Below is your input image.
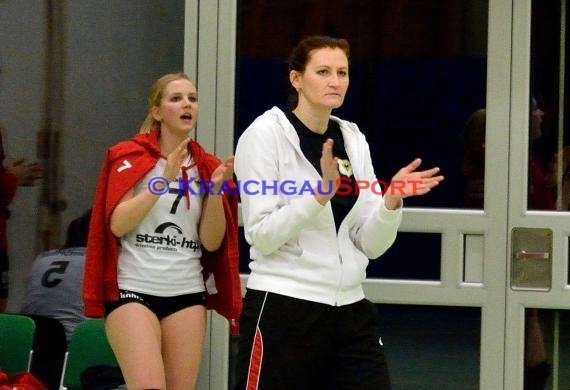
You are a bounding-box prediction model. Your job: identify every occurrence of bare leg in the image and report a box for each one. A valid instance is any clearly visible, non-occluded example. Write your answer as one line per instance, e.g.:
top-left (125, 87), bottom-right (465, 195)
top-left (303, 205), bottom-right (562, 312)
top-left (105, 303), bottom-right (166, 389)
top-left (161, 305), bottom-right (207, 390)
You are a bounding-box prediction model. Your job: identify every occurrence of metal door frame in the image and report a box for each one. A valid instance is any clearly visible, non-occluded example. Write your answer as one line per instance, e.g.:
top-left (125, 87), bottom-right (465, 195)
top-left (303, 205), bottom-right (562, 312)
top-left (184, 1), bottom-right (238, 389)
top-left (505, 0), bottom-right (570, 388)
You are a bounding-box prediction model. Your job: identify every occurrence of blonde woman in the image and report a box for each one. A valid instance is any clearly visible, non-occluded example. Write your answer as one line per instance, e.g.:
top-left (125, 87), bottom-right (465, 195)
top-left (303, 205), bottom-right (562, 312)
top-left (84, 73), bottom-right (241, 389)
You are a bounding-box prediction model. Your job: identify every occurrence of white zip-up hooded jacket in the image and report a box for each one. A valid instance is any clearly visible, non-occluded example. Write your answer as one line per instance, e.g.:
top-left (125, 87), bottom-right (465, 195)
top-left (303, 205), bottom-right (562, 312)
top-left (235, 107), bottom-right (402, 306)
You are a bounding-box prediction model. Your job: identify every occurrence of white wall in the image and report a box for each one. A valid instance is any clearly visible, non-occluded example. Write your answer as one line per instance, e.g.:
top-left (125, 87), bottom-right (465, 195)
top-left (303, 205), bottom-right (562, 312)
top-left (0, 0), bottom-right (184, 312)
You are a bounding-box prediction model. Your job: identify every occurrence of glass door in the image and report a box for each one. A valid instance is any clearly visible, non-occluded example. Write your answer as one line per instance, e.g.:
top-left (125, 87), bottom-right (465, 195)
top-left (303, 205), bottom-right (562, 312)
top-left (356, 1), bottom-right (510, 386)
top-left (505, 0), bottom-right (569, 389)
top-left (185, 0), bottom-right (569, 388)
top-left (228, 1), bottom-right (506, 388)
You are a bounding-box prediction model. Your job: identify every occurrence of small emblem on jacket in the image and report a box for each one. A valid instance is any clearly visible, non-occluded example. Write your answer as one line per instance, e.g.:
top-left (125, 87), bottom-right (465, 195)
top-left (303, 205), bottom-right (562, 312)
top-left (117, 160), bottom-right (132, 172)
top-left (337, 158), bottom-right (353, 177)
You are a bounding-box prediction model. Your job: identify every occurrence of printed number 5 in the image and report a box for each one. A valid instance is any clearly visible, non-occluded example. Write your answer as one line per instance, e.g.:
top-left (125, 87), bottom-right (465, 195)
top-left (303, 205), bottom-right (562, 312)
top-left (41, 260), bottom-right (70, 287)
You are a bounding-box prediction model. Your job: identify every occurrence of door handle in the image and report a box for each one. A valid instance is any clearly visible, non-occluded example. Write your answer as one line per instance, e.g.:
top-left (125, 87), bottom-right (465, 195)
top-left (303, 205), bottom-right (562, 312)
top-left (511, 228), bottom-right (552, 291)
top-left (514, 250), bottom-right (550, 260)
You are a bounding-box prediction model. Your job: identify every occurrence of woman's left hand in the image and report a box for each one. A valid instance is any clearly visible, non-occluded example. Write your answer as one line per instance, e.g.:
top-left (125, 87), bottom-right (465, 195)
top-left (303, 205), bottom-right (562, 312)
top-left (384, 158), bottom-right (444, 209)
top-left (211, 155), bottom-right (235, 191)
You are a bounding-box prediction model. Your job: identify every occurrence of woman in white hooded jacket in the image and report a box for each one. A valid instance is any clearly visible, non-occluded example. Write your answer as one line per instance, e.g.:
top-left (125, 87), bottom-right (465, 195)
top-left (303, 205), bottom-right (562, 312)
top-left (234, 35), bottom-right (443, 390)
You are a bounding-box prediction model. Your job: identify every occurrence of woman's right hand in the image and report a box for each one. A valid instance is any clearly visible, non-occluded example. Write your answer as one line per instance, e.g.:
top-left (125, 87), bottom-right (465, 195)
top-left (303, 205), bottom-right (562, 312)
top-left (315, 139), bottom-right (339, 205)
top-left (7, 158), bottom-right (43, 186)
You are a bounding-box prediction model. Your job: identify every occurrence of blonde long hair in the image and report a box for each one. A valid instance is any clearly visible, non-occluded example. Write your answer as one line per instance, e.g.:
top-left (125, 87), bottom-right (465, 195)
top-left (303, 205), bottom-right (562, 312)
top-left (139, 72), bottom-right (193, 134)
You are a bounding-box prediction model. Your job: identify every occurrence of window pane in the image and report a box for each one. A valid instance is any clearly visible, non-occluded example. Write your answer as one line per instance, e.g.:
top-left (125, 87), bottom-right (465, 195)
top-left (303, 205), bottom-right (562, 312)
top-left (528, 0), bottom-right (566, 211)
top-left (367, 232), bottom-right (441, 280)
top-left (523, 309), bottom-right (570, 388)
top-left (376, 304), bottom-right (480, 388)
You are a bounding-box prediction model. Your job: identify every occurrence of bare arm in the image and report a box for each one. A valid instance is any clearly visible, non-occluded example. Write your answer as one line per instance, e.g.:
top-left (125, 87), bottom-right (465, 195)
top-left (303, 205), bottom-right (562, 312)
top-left (199, 155), bottom-right (234, 251)
top-left (110, 138), bottom-right (190, 237)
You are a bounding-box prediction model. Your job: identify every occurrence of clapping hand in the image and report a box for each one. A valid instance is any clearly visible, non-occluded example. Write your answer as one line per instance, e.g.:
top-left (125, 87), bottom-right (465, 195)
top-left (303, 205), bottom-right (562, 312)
top-left (7, 158), bottom-right (43, 187)
top-left (384, 158), bottom-right (444, 210)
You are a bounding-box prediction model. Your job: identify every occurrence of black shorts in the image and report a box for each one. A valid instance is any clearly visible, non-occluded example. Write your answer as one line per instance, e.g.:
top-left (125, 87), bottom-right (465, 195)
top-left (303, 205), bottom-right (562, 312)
top-left (233, 289), bottom-right (391, 390)
top-left (0, 250), bottom-right (8, 298)
top-left (104, 289), bottom-right (206, 320)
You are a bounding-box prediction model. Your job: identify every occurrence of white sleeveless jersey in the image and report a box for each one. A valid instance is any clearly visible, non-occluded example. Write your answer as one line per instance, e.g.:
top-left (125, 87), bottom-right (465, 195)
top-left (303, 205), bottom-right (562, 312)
top-left (118, 156), bottom-right (205, 296)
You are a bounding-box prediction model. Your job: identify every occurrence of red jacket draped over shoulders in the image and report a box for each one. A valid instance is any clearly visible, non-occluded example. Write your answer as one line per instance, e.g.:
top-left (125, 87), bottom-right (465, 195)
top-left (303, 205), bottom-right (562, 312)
top-left (83, 129), bottom-right (242, 334)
